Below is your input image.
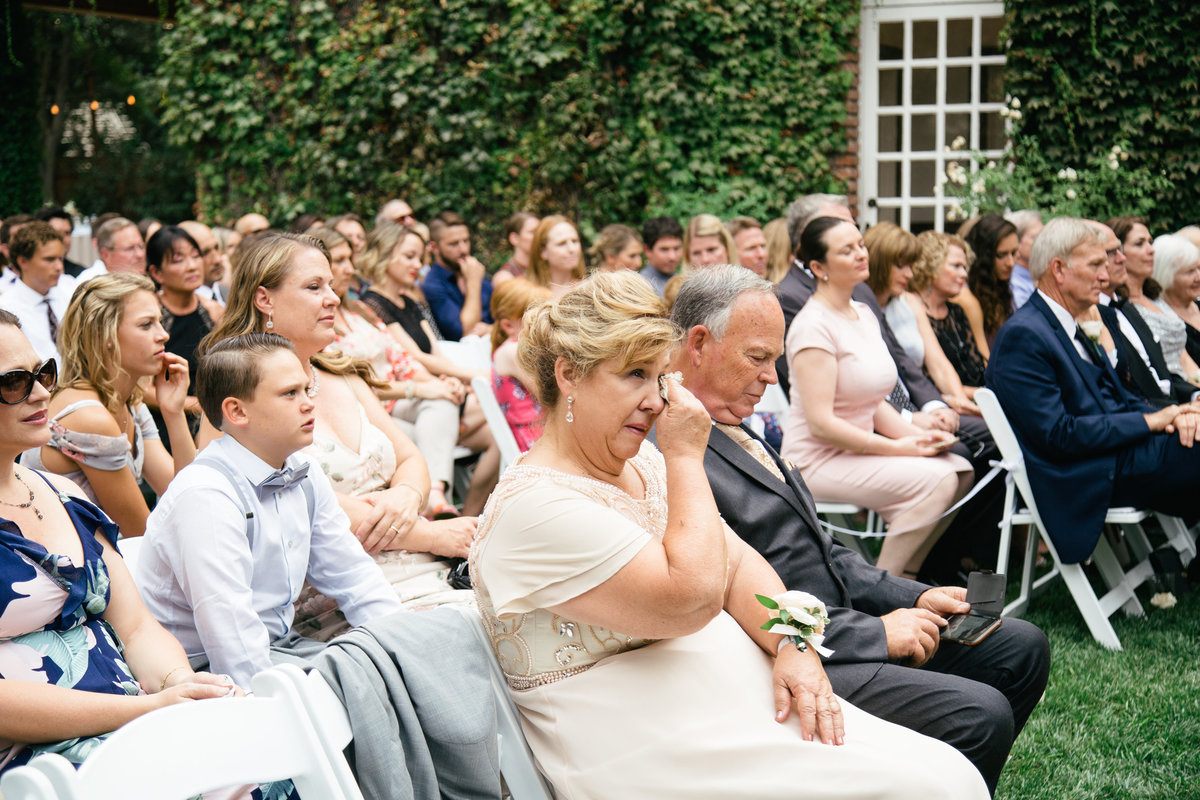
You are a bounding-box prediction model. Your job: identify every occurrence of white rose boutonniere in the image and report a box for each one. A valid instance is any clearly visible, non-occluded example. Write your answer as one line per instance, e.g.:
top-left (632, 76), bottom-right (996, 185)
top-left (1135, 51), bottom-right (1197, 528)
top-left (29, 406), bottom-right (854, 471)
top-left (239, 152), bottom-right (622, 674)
top-left (757, 590), bottom-right (834, 657)
top-left (1079, 319), bottom-right (1103, 343)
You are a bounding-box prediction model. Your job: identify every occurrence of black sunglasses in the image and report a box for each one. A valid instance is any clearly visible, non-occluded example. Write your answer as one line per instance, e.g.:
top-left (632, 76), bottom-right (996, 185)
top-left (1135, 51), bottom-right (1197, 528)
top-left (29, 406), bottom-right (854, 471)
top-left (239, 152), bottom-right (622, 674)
top-left (0, 359), bottom-right (57, 405)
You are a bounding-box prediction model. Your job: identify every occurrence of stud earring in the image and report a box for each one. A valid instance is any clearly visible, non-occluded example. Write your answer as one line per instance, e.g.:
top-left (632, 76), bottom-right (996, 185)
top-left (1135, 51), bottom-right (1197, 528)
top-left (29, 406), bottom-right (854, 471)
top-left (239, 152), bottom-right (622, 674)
top-left (266, 311), bottom-right (274, 330)
top-left (821, 274), bottom-right (829, 282)
top-left (565, 395), bottom-right (575, 423)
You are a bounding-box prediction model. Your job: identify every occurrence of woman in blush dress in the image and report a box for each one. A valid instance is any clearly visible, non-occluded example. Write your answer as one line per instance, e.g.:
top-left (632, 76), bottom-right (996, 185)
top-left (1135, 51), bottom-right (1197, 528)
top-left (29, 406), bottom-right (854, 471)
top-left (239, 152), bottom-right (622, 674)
top-left (469, 271), bottom-right (987, 800)
top-left (782, 218), bottom-right (973, 578)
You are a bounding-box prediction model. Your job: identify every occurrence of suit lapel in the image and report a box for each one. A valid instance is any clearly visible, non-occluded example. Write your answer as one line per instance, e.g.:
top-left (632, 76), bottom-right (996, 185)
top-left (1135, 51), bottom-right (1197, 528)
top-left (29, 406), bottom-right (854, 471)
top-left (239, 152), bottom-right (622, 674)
top-left (1116, 300), bottom-right (1174, 379)
top-left (1029, 293), bottom-right (1113, 409)
top-left (708, 425), bottom-right (810, 518)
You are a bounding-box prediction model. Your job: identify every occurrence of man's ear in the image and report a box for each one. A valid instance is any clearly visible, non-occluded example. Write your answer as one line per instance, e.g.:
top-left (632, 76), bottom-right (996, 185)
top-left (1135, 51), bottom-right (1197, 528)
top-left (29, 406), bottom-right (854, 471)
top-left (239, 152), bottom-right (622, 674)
top-left (1047, 256), bottom-right (1067, 285)
top-left (221, 396), bottom-right (250, 429)
top-left (686, 324), bottom-right (712, 366)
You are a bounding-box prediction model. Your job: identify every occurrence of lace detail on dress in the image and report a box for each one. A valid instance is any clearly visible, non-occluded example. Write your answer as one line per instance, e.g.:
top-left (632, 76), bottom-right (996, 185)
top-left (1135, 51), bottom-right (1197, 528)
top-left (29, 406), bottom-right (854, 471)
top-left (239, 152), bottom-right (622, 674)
top-left (471, 442), bottom-right (667, 690)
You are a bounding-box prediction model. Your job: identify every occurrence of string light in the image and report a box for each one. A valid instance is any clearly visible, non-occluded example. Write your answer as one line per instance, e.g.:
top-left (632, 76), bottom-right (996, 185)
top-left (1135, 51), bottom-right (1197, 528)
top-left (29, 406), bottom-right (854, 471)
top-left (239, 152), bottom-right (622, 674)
top-left (50, 104), bottom-right (59, 115)
top-left (127, 95), bottom-right (136, 106)
top-left (89, 100), bottom-right (99, 111)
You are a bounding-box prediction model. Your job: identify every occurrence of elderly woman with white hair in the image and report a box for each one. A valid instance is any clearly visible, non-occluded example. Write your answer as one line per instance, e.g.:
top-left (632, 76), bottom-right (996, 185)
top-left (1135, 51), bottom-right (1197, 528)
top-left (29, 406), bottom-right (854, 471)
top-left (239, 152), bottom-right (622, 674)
top-left (1154, 233), bottom-right (1200, 373)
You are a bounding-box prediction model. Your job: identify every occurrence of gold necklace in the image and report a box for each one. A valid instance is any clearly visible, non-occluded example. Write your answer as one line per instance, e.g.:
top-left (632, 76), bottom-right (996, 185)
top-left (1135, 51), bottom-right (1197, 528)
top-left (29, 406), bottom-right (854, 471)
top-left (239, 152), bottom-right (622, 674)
top-left (0, 471), bottom-right (44, 520)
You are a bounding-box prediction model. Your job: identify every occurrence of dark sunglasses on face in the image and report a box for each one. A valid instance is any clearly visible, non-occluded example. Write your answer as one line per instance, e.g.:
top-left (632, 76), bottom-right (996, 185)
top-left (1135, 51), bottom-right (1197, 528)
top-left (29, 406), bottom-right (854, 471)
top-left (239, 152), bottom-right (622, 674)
top-left (0, 359), bottom-right (58, 405)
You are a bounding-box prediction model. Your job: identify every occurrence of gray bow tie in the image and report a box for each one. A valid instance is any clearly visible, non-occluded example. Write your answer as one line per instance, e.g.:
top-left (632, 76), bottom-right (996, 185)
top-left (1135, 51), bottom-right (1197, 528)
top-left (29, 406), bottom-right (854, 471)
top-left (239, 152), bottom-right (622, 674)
top-left (256, 462), bottom-right (310, 494)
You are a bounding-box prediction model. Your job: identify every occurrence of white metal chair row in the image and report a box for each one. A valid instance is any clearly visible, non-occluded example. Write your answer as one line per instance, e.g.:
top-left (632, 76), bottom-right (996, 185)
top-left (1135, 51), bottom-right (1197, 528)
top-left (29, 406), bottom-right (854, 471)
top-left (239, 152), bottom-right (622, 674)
top-left (976, 388), bottom-right (1196, 650)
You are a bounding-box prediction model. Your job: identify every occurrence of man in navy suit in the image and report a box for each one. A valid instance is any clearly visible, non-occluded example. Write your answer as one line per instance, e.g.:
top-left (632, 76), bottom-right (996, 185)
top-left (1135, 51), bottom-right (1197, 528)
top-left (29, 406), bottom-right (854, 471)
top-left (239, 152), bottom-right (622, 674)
top-left (671, 265), bottom-right (1049, 796)
top-left (987, 217), bottom-right (1200, 564)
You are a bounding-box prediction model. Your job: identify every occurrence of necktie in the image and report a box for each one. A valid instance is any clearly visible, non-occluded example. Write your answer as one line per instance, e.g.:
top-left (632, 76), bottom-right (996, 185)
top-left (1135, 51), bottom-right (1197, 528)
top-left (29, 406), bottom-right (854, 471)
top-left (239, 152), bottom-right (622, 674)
top-left (1074, 325), bottom-right (1104, 365)
top-left (45, 299), bottom-right (58, 343)
top-left (255, 462), bottom-right (310, 495)
top-left (715, 423), bottom-right (787, 483)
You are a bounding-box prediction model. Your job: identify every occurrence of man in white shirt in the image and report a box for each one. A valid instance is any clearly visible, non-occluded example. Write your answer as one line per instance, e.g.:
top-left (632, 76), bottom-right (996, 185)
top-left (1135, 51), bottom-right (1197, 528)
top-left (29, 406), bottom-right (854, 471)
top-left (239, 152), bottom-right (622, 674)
top-left (74, 217), bottom-right (146, 287)
top-left (0, 221), bottom-right (74, 362)
top-left (137, 334), bottom-right (403, 686)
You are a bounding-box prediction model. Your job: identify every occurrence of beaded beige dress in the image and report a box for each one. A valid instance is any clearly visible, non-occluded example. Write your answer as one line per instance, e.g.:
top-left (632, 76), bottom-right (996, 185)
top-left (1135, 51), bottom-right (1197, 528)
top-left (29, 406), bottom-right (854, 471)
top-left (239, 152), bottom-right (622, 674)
top-left (470, 442), bottom-right (988, 800)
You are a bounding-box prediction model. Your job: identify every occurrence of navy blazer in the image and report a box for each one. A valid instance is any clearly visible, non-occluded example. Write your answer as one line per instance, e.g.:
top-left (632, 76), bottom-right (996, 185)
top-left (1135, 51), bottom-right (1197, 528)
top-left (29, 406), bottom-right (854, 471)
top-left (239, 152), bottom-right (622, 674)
top-left (703, 424), bottom-right (926, 691)
top-left (986, 293), bottom-right (1156, 562)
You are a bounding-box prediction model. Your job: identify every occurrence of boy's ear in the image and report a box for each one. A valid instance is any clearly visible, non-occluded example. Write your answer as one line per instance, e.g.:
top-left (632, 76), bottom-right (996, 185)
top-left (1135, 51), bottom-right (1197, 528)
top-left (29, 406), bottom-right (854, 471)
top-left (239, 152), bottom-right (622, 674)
top-left (221, 396), bottom-right (250, 429)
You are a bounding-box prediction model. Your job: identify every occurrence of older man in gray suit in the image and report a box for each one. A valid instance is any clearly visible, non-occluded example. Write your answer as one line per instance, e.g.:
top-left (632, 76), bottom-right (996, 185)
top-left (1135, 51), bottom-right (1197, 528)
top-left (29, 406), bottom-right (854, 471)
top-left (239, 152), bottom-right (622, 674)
top-left (669, 265), bottom-right (1050, 796)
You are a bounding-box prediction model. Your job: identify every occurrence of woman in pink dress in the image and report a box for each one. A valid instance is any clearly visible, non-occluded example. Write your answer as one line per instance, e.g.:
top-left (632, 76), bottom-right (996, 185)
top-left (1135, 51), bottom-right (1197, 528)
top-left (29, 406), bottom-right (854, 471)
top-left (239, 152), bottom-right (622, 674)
top-left (488, 278), bottom-right (552, 452)
top-left (782, 217), bottom-right (973, 578)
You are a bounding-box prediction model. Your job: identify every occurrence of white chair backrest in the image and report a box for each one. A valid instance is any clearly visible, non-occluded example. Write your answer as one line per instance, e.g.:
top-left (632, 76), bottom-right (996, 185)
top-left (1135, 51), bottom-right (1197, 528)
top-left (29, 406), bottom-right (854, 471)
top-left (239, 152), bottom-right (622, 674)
top-left (471, 375), bottom-right (522, 475)
top-left (1, 666), bottom-right (359, 800)
top-left (975, 389), bottom-right (1043, 522)
top-left (438, 335), bottom-right (492, 372)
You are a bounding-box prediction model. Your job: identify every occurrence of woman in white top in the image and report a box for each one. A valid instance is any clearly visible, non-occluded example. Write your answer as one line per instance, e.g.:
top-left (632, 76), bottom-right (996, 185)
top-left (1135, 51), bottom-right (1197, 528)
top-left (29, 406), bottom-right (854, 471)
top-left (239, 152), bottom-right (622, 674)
top-left (865, 222), bottom-right (977, 416)
top-left (25, 274), bottom-right (195, 536)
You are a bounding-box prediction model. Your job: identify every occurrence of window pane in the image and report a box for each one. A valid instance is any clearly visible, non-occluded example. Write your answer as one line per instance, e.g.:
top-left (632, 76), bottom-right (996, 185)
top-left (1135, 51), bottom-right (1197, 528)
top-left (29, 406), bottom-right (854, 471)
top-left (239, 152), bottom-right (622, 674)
top-left (981, 64), bottom-right (1005, 103)
top-left (879, 22), bottom-right (904, 60)
top-left (946, 19), bottom-right (973, 58)
top-left (912, 68), bottom-right (937, 105)
top-left (981, 111), bottom-right (1006, 150)
top-left (945, 67), bottom-right (971, 104)
top-left (879, 69), bottom-right (903, 106)
top-left (944, 207), bottom-right (966, 232)
top-left (981, 17), bottom-right (1005, 56)
top-left (878, 161), bottom-right (902, 198)
top-left (877, 206), bottom-right (900, 226)
top-left (911, 205), bottom-right (936, 234)
top-left (911, 114), bottom-right (936, 151)
top-left (945, 113), bottom-right (972, 146)
top-left (912, 21), bottom-right (938, 59)
top-left (912, 160), bottom-right (937, 197)
top-left (879, 115), bottom-right (902, 152)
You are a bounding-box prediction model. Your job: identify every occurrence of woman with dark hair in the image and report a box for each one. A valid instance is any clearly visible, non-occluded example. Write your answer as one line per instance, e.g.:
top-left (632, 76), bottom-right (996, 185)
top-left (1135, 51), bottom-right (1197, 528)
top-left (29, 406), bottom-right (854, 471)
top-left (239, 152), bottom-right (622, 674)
top-left (952, 215), bottom-right (1018, 358)
top-left (144, 225), bottom-right (224, 448)
top-left (783, 217), bottom-right (972, 578)
top-left (492, 211), bottom-right (539, 285)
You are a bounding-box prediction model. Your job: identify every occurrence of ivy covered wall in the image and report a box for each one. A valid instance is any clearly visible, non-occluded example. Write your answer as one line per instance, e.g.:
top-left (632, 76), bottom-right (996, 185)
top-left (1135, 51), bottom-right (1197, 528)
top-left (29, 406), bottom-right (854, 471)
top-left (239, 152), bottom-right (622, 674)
top-left (1005, 1), bottom-right (1200, 231)
top-left (158, 0), bottom-right (858, 250)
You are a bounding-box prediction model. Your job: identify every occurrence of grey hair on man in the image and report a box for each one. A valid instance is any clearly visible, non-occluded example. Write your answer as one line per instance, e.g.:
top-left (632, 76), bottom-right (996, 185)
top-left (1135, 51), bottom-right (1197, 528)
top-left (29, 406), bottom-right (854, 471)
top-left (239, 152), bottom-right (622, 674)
top-left (1028, 217), bottom-right (1105, 282)
top-left (1006, 209), bottom-right (1042, 240)
top-left (670, 264), bottom-right (776, 339)
top-left (95, 217), bottom-right (136, 251)
top-left (785, 193), bottom-right (849, 251)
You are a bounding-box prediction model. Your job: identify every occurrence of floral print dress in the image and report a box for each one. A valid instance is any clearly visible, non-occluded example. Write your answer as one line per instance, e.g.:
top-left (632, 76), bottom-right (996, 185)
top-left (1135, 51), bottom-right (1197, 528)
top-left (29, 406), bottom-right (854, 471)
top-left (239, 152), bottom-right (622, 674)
top-left (0, 473), bottom-right (296, 800)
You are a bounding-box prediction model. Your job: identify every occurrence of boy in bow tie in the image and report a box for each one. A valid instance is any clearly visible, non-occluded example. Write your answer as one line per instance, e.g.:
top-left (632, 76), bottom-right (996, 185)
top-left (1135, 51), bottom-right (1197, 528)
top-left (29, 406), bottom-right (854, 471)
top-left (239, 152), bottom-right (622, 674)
top-left (137, 333), bottom-right (403, 685)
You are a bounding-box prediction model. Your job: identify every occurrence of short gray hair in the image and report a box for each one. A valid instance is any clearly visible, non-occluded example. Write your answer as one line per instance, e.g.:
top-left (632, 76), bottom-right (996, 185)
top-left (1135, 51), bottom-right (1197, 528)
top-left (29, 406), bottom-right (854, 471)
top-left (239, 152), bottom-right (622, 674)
top-left (670, 264), bottom-right (775, 340)
top-left (1152, 234), bottom-right (1200, 289)
top-left (785, 193), bottom-right (848, 251)
top-left (95, 217), bottom-right (136, 251)
top-left (1029, 217), bottom-right (1104, 282)
top-left (1006, 209), bottom-right (1043, 239)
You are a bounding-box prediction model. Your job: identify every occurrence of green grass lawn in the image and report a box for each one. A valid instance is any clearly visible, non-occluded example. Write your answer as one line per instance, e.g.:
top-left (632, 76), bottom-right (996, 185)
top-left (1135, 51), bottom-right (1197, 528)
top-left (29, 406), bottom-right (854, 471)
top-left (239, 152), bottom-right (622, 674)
top-left (996, 582), bottom-right (1200, 800)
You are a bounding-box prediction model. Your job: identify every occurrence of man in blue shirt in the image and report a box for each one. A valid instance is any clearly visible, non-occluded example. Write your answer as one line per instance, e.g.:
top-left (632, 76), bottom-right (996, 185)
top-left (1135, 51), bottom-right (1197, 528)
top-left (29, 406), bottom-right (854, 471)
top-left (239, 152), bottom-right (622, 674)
top-left (421, 211), bottom-right (492, 340)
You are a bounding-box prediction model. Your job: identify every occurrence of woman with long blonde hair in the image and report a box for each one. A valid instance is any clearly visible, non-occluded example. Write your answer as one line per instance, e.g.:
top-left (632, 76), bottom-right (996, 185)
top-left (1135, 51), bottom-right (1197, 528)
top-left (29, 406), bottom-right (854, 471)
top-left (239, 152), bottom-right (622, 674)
top-left (24, 273), bottom-right (195, 536)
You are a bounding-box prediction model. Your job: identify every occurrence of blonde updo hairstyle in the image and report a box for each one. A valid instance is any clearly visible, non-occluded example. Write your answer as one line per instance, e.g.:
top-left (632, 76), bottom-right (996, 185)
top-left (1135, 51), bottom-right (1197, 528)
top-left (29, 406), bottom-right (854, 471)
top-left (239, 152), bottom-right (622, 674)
top-left (517, 270), bottom-right (680, 409)
top-left (355, 222), bottom-right (424, 285)
top-left (57, 272), bottom-right (159, 418)
top-left (910, 231), bottom-right (975, 294)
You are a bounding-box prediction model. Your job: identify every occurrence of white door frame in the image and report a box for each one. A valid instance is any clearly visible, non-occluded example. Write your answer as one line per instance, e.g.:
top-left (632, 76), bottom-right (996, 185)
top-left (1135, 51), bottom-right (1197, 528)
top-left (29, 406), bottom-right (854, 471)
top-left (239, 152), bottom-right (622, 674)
top-left (859, 0), bottom-right (1006, 231)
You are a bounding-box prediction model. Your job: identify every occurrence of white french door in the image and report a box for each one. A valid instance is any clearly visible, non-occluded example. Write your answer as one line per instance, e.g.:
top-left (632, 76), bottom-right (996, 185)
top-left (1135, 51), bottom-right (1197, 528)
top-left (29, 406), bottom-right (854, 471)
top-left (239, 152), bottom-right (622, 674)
top-left (859, 1), bottom-right (1007, 232)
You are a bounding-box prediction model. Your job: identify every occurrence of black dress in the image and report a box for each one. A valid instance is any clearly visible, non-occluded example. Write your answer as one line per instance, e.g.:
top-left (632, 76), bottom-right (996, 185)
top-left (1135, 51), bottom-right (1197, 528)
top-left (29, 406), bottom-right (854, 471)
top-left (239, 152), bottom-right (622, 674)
top-left (1183, 301), bottom-right (1200, 367)
top-left (361, 289), bottom-right (436, 353)
top-left (929, 302), bottom-right (987, 387)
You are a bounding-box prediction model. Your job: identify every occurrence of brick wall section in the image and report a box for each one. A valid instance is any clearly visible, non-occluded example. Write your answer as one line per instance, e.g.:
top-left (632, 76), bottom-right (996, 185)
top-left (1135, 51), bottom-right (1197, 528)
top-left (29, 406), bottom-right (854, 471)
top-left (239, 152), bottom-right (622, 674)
top-left (833, 33), bottom-right (861, 215)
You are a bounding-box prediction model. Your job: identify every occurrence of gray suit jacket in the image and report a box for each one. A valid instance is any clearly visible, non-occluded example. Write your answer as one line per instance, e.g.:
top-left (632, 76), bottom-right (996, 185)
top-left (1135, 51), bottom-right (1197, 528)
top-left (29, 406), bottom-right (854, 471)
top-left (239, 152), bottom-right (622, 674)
top-left (704, 424), bottom-right (927, 692)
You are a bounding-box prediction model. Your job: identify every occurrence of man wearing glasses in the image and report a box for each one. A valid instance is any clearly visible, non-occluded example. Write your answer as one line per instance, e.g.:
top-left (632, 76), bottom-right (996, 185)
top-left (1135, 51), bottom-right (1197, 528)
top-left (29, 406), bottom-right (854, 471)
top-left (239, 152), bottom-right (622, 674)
top-left (74, 217), bottom-right (146, 288)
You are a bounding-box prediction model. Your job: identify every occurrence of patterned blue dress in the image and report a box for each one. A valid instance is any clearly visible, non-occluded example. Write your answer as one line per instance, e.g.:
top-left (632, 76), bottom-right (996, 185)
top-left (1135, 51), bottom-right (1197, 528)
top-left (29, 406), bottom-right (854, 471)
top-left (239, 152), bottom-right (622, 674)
top-left (0, 473), bottom-right (296, 799)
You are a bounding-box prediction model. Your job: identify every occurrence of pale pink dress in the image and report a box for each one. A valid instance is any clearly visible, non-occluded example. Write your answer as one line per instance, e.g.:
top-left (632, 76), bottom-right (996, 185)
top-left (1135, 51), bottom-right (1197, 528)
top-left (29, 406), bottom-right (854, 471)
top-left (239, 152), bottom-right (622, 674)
top-left (782, 299), bottom-right (970, 521)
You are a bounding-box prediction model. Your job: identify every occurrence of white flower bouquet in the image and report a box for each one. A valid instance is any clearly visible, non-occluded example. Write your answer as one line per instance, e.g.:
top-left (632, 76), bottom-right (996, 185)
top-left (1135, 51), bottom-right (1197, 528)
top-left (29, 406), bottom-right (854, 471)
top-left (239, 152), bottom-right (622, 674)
top-left (757, 590), bottom-right (834, 657)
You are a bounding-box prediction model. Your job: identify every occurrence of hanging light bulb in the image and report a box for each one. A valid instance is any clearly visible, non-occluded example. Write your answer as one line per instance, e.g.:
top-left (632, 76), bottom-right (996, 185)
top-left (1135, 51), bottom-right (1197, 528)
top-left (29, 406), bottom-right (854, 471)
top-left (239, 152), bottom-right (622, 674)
top-left (90, 100), bottom-right (99, 111)
top-left (50, 104), bottom-right (60, 115)
top-left (127, 95), bottom-right (136, 106)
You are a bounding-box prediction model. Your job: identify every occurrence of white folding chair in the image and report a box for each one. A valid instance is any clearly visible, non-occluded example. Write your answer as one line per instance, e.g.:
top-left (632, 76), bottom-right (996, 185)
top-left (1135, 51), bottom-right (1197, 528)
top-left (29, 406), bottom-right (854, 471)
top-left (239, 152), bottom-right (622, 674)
top-left (814, 502), bottom-right (884, 562)
top-left (0, 665), bottom-right (360, 800)
top-left (471, 375), bottom-right (522, 476)
top-left (454, 607), bottom-right (556, 800)
top-left (977, 388), bottom-right (1195, 650)
top-left (437, 335), bottom-right (493, 372)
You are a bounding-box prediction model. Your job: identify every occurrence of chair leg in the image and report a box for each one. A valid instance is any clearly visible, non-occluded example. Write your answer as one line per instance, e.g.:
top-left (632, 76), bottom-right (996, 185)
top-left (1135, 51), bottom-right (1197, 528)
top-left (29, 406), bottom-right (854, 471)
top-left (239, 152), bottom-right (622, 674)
top-left (1058, 563), bottom-right (1124, 651)
top-left (1156, 513), bottom-right (1197, 563)
top-left (1091, 538), bottom-right (1147, 618)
